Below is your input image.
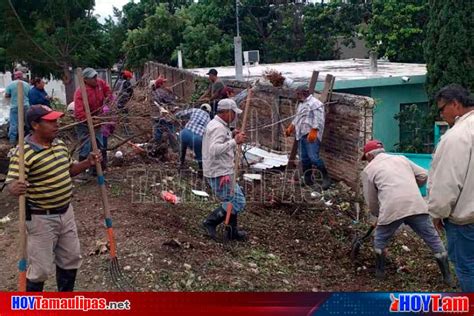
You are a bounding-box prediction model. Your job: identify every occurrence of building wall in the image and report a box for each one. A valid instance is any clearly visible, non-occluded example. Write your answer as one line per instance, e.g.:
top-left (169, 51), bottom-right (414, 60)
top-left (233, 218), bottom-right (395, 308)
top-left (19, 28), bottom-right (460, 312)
top-left (337, 82), bottom-right (428, 151)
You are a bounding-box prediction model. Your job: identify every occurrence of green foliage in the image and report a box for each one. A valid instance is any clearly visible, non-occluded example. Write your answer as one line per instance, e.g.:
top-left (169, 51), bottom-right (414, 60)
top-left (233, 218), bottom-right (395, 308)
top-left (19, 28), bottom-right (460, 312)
top-left (424, 0), bottom-right (474, 98)
top-left (0, 0), bottom-right (114, 77)
top-left (364, 0), bottom-right (428, 63)
top-left (122, 4), bottom-right (185, 69)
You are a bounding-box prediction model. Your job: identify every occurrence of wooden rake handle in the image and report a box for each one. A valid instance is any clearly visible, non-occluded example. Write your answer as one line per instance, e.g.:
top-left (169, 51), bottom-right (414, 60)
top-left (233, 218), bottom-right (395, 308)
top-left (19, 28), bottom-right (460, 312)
top-left (76, 68), bottom-right (117, 258)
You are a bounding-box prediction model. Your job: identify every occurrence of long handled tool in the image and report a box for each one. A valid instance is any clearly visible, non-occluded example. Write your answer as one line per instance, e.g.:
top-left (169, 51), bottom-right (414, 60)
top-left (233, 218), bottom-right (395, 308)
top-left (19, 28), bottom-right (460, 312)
top-left (76, 68), bottom-right (134, 290)
top-left (350, 221), bottom-right (376, 261)
top-left (17, 81), bottom-right (27, 291)
top-left (222, 88), bottom-right (253, 245)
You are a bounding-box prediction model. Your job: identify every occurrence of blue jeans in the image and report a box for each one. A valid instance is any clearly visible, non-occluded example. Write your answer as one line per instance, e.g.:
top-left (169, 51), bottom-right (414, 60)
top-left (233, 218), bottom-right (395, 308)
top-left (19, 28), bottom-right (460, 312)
top-left (180, 128), bottom-right (203, 166)
top-left (298, 135), bottom-right (326, 170)
top-left (75, 123), bottom-right (104, 158)
top-left (445, 221), bottom-right (474, 292)
top-left (207, 175), bottom-right (246, 214)
top-left (8, 107), bottom-right (18, 144)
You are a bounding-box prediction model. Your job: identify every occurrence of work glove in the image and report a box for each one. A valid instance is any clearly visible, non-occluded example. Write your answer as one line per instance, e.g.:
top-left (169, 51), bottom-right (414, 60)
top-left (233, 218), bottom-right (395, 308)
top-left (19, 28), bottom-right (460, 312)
top-left (307, 128), bottom-right (318, 143)
top-left (285, 124), bottom-right (295, 137)
top-left (219, 175), bottom-right (231, 188)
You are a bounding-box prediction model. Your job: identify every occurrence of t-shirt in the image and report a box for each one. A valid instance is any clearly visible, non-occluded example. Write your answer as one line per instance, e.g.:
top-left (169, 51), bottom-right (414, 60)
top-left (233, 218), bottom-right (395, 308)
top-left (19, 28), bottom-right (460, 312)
top-left (211, 80), bottom-right (225, 96)
top-left (5, 80), bottom-right (30, 108)
top-left (28, 86), bottom-right (50, 107)
top-left (6, 136), bottom-right (73, 210)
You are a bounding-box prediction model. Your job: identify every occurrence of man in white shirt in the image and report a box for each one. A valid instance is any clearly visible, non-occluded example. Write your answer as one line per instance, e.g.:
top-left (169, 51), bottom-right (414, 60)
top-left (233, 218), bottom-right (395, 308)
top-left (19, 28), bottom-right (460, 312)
top-left (428, 84), bottom-right (474, 292)
top-left (201, 99), bottom-right (248, 241)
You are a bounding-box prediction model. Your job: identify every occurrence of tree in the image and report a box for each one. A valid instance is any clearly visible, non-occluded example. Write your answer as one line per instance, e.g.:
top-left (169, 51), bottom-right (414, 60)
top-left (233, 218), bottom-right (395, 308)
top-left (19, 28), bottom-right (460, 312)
top-left (364, 0), bottom-right (428, 63)
top-left (122, 4), bottom-right (185, 69)
top-left (424, 0), bottom-right (474, 97)
top-left (1, 0), bottom-right (114, 77)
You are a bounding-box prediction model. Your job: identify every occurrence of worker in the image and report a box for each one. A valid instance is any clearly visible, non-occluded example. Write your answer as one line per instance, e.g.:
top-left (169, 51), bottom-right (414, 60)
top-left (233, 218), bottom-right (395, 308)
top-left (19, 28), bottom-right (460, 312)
top-left (201, 99), bottom-right (247, 241)
top-left (73, 67), bottom-right (111, 174)
top-left (115, 70), bottom-right (134, 111)
top-left (285, 85), bottom-right (331, 190)
top-left (152, 76), bottom-right (176, 104)
top-left (28, 78), bottom-right (52, 108)
top-left (175, 104), bottom-right (211, 174)
top-left (4, 70), bottom-right (30, 145)
top-left (428, 84), bottom-right (474, 292)
top-left (6, 105), bottom-right (102, 291)
top-left (198, 69), bottom-right (225, 118)
top-left (361, 139), bottom-right (453, 285)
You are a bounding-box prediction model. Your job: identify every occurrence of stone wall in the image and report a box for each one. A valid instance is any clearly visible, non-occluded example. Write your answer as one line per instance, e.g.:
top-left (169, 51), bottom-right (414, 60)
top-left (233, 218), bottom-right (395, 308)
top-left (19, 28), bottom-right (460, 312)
top-left (143, 62), bottom-right (375, 193)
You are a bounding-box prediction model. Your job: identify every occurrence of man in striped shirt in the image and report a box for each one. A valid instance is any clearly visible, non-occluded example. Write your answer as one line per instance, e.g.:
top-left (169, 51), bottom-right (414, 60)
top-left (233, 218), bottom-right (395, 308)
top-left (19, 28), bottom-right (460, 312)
top-left (175, 104), bottom-right (211, 173)
top-left (6, 105), bottom-right (101, 292)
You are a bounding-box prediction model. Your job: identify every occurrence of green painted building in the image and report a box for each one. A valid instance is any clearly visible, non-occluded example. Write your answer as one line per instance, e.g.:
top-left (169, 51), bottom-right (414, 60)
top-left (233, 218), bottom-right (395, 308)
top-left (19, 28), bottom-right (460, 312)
top-left (189, 58), bottom-right (429, 151)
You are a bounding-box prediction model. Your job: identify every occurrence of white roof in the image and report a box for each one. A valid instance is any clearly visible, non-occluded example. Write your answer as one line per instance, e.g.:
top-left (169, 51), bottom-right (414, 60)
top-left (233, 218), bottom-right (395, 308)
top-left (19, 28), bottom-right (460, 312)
top-left (188, 58), bottom-right (427, 85)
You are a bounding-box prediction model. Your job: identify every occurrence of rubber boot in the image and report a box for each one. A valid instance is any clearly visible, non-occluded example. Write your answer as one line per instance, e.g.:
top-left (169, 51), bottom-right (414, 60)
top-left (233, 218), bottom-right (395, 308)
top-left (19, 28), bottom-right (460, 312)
top-left (202, 207), bottom-right (226, 241)
top-left (318, 165), bottom-right (332, 190)
top-left (100, 149), bottom-right (107, 172)
top-left (56, 266), bottom-right (77, 292)
top-left (26, 279), bottom-right (44, 292)
top-left (77, 155), bottom-right (89, 181)
top-left (226, 213), bottom-right (247, 241)
top-left (302, 164), bottom-right (314, 186)
top-left (197, 161), bottom-right (203, 178)
top-left (435, 253), bottom-right (455, 287)
top-left (375, 252), bottom-right (385, 280)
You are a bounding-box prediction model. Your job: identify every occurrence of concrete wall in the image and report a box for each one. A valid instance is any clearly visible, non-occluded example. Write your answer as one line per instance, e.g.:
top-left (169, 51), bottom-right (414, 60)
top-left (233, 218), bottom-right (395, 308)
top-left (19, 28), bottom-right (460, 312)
top-left (143, 62), bottom-right (197, 100)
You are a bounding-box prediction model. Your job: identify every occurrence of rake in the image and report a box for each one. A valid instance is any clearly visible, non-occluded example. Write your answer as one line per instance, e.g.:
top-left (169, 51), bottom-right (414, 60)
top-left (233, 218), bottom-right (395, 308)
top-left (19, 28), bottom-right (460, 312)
top-left (221, 88), bottom-right (252, 247)
top-left (76, 68), bottom-right (135, 291)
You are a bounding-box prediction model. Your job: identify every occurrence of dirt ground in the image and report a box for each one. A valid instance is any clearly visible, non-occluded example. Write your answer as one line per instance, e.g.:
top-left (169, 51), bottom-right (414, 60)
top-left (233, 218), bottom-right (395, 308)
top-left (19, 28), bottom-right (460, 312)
top-left (0, 156), bottom-right (454, 292)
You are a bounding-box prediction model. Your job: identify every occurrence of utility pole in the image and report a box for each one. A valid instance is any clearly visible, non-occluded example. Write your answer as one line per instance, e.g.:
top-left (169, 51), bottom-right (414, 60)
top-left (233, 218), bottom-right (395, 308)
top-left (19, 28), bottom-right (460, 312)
top-left (234, 0), bottom-right (243, 81)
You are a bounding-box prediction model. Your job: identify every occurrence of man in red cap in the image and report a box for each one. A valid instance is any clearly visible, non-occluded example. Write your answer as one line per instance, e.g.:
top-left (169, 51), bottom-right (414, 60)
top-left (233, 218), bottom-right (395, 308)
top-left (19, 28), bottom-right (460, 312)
top-left (6, 105), bottom-right (101, 291)
top-left (115, 70), bottom-right (134, 111)
top-left (361, 139), bottom-right (453, 285)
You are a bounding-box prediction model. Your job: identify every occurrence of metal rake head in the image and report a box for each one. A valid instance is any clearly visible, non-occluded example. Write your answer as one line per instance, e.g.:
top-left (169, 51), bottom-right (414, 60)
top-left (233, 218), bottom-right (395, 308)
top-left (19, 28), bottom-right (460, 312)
top-left (110, 257), bottom-right (136, 291)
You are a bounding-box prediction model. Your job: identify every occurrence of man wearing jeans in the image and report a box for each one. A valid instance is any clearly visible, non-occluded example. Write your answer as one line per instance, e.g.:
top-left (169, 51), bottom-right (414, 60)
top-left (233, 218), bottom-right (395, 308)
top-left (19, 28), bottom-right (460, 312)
top-left (285, 85), bottom-right (331, 189)
top-left (201, 99), bottom-right (247, 241)
top-left (361, 140), bottom-right (453, 285)
top-left (175, 104), bottom-right (211, 173)
top-left (428, 84), bottom-right (474, 292)
top-left (4, 71), bottom-right (30, 145)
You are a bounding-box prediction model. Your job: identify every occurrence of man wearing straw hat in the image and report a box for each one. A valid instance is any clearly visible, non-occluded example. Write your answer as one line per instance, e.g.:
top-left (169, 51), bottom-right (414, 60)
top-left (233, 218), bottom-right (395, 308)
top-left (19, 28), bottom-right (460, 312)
top-left (201, 99), bottom-right (248, 241)
top-left (73, 67), bottom-right (111, 174)
top-left (6, 105), bottom-right (101, 291)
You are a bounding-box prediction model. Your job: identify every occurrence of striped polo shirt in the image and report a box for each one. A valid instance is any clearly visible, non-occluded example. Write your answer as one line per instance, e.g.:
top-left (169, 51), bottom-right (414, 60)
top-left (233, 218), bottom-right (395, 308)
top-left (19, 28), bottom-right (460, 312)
top-left (6, 135), bottom-right (73, 210)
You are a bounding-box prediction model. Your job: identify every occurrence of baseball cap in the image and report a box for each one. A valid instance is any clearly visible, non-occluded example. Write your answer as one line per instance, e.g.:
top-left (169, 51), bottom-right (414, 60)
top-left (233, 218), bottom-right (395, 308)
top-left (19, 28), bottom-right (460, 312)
top-left (155, 77), bottom-right (167, 87)
top-left (82, 67), bottom-right (98, 79)
top-left (26, 105), bottom-right (64, 125)
top-left (122, 70), bottom-right (133, 79)
top-left (217, 98), bottom-right (242, 114)
top-left (206, 69), bottom-right (218, 76)
top-left (200, 103), bottom-right (211, 112)
top-left (362, 139), bottom-right (384, 160)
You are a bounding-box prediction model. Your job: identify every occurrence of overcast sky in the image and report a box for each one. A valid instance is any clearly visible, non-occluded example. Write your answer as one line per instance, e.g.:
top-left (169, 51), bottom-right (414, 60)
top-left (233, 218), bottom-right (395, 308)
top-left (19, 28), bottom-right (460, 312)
top-left (94, 0), bottom-right (131, 22)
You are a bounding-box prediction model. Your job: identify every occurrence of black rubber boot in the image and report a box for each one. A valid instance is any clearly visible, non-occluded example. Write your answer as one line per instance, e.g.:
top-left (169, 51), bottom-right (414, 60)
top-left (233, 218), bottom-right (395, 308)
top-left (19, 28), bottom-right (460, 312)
top-left (101, 149), bottom-right (107, 172)
top-left (202, 207), bottom-right (226, 241)
top-left (197, 162), bottom-right (203, 178)
top-left (435, 254), bottom-right (455, 287)
top-left (318, 165), bottom-right (332, 190)
top-left (226, 213), bottom-right (247, 241)
top-left (26, 279), bottom-right (44, 292)
top-left (302, 164), bottom-right (314, 186)
top-left (375, 252), bottom-right (386, 279)
top-left (56, 266), bottom-right (77, 292)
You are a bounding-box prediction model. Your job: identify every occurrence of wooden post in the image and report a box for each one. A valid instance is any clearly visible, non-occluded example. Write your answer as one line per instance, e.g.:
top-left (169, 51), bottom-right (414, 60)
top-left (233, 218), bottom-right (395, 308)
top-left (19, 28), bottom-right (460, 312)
top-left (17, 81), bottom-right (27, 291)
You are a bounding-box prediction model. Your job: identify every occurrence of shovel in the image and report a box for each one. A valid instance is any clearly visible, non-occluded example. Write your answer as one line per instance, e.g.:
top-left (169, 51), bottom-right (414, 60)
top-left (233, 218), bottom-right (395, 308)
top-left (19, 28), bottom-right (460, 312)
top-left (350, 222), bottom-right (376, 261)
top-left (222, 88), bottom-right (252, 246)
top-left (76, 68), bottom-right (134, 291)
